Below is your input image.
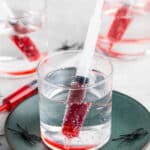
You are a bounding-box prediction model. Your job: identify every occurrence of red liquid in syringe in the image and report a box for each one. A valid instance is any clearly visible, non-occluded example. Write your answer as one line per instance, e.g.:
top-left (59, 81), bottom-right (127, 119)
top-left (11, 35), bottom-right (40, 61)
top-left (97, 5), bottom-right (132, 57)
top-left (106, 5), bottom-right (131, 57)
top-left (107, 5), bottom-right (131, 42)
top-left (10, 23), bottom-right (41, 61)
top-left (62, 76), bottom-right (91, 138)
top-left (0, 80), bottom-right (38, 112)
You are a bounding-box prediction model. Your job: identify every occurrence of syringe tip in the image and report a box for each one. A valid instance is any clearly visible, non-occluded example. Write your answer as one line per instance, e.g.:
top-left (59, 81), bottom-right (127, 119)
top-left (0, 104), bottom-right (8, 112)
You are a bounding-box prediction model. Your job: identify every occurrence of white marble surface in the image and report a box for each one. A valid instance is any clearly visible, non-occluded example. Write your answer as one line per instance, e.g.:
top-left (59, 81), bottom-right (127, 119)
top-left (0, 0), bottom-right (150, 149)
top-left (112, 55), bottom-right (150, 111)
top-left (0, 52), bottom-right (150, 150)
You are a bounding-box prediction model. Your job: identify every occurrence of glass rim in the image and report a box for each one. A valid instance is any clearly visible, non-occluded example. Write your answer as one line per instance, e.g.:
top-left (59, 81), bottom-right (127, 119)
top-left (5, 0), bottom-right (47, 20)
top-left (37, 50), bottom-right (113, 90)
top-left (7, 11), bottom-right (46, 21)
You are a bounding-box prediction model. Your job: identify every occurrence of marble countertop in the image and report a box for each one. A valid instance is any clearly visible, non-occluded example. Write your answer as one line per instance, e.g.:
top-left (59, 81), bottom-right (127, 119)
top-left (0, 0), bottom-right (150, 149)
top-left (0, 54), bottom-right (150, 150)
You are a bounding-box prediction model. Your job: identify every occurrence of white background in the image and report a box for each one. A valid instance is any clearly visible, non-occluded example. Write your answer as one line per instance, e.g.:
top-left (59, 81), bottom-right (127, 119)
top-left (0, 0), bottom-right (150, 149)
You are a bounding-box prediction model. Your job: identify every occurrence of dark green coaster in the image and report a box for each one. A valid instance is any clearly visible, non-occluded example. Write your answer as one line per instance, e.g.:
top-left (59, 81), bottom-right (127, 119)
top-left (5, 91), bottom-right (150, 150)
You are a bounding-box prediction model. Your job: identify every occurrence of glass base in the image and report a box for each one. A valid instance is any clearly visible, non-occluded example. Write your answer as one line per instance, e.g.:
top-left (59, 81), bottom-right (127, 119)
top-left (0, 57), bottom-right (38, 78)
top-left (41, 133), bottom-right (110, 150)
top-left (101, 49), bottom-right (144, 59)
top-left (96, 46), bottom-right (145, 60)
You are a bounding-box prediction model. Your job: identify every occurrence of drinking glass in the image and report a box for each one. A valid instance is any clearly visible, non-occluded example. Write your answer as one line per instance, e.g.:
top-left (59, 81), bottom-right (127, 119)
top-left (38, 50), bottom-right (113, 150)
top-left (0, 0), bottom-right (47, 77)
top-left (97, 0), bottom-right (150, 59)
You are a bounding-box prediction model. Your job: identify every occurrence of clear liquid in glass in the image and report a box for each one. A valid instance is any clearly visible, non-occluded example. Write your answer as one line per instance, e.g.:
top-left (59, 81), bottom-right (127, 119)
top-left (0, 10), bottom-right (46, 77)
top-left (97, 3), bottom-right (150, 58)
top-left (39, 67), bottom-right (112, 150)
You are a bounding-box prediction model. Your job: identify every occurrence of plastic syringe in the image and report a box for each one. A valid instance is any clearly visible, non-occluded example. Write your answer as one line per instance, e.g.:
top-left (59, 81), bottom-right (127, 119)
top-left (0, 0), bottom-right (41, 61)
top-left (62, 0), bottom-right (104, 139)
top-left (104, 0), bottom-right (136, 57)
top-left (0, 80), bottom-right (38, 112)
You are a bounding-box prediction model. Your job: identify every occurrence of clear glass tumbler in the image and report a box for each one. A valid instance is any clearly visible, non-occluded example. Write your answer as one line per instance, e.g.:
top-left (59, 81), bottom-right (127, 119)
top-left (0, 0), bottom-right (47, 77)
top-left (38, 50), bottom-right (113, 150)
top-left (97, 0), bottom-right (150, 59)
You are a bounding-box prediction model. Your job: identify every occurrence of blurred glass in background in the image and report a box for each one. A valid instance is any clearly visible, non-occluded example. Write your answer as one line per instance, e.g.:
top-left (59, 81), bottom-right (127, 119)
top-left (0, 0), bottom-right (47, 77)
top-left (97, 0), bottom-right (150, 59)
